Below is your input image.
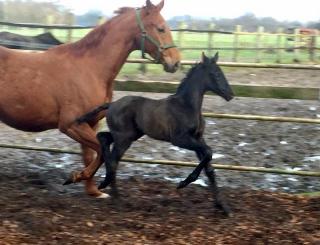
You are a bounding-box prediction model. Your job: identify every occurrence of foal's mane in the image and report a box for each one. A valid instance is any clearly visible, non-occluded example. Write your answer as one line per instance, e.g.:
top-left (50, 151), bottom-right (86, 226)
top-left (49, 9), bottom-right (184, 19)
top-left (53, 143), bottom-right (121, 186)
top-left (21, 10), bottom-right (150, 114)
top-left (176, 63), bottom-right (202, 93)
top-left (55, 7), bottom-right (136, 56)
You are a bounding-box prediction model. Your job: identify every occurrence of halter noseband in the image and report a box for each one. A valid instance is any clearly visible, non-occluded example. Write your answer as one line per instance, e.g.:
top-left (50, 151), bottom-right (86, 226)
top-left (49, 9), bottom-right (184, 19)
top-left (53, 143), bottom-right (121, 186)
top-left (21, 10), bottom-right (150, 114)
top-left (135, 9), bottom-right (176, 63)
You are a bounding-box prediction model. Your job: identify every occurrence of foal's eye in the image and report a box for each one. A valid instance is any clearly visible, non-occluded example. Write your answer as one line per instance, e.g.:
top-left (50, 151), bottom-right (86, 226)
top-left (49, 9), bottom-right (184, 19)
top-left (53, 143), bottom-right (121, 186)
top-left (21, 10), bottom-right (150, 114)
top-left (157, 27), bottom-right (165, 33)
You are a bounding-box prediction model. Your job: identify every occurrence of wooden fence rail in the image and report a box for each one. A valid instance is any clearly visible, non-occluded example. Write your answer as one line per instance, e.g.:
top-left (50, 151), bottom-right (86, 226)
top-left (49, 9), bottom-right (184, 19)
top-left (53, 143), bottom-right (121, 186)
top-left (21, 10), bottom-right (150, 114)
top-left (0, 21), bottom-right (318, 64)
top-left (0, 143), bottom-right (319, 177)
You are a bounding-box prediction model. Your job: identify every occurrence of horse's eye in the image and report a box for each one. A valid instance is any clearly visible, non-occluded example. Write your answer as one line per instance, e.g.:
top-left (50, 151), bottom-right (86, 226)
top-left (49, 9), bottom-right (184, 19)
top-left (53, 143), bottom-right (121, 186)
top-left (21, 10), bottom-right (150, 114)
top-left (157, 27), bottom-right (165, 33)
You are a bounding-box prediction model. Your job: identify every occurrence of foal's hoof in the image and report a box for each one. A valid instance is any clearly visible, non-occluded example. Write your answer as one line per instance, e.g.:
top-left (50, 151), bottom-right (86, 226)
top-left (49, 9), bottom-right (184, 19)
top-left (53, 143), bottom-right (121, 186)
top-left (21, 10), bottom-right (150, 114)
top-left (176, 180), bottom-right (188, 189)
top-left (215, 202), bottom-right (232, 217)
top-left (98, 181), bottom-right (110, 190)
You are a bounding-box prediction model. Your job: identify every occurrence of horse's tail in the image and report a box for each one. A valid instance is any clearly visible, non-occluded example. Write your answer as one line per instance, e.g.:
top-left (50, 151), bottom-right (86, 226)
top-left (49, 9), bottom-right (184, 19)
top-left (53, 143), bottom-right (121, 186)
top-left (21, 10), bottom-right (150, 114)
top-left (77, 103), bottom-right (111, 124)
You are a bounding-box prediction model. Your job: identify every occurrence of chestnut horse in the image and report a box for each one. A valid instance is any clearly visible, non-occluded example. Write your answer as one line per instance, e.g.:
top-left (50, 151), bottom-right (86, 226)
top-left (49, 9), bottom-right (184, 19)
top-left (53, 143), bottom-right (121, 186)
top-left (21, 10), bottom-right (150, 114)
top-left (0, 0), bottom-right (180, 197)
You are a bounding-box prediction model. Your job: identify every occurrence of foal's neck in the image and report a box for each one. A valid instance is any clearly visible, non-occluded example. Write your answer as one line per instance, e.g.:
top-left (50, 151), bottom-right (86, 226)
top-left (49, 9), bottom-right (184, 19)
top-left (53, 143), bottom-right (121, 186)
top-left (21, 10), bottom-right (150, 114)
top-left (175, 74), bottom-right (206, 113)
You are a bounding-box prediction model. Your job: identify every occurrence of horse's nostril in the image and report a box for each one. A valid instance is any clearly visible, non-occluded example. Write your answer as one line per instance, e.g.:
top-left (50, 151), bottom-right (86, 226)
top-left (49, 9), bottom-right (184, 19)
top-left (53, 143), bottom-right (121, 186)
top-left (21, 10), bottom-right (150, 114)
top-left (174, 61), bottom-right (180, 68)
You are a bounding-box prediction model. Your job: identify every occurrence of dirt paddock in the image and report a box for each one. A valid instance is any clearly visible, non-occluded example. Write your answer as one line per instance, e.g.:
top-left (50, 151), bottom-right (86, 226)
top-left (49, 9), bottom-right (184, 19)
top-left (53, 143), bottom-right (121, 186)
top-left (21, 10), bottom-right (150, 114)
top-left (1, 175), bottom-right (319, 245)
top-left (1, 67), bottom-right (320, 244)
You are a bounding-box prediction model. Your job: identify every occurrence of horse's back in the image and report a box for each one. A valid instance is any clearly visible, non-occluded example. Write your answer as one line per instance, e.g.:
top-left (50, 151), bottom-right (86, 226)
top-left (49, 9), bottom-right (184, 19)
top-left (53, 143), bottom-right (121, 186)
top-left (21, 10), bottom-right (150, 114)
top-left (0, 46), bottom-right (11, 61)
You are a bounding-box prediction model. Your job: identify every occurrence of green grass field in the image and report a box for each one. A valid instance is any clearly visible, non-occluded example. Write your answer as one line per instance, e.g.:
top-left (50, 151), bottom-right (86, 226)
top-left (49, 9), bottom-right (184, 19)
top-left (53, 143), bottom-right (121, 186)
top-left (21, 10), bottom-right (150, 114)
top-left (1, 25), bottom-right (319, 76)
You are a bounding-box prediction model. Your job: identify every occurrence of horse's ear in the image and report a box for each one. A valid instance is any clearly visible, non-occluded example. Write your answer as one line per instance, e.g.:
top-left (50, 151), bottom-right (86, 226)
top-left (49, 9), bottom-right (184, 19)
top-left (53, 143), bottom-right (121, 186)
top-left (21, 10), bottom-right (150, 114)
top-left (201, 52), bottom-right (209, 64)
top-left (212, 52), bottom-right (219, 63)
top-left (146, 0), bottom-right (155, 9)
top-left (156, 0), bottom-right (165, 11)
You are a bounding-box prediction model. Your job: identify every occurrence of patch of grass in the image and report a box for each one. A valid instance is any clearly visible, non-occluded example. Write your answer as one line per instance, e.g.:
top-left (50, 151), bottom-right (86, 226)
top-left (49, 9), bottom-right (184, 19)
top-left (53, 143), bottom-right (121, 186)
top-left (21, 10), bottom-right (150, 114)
top-left (297, 192), bottom-right (320, 197)
top-left (1, 26), bottom-right (319, 75)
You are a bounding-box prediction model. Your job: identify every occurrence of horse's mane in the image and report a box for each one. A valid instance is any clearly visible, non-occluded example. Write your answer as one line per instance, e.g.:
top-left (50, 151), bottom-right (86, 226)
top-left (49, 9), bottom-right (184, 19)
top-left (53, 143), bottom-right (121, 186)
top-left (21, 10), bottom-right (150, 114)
top-left (114, 7), bottom-right (134, 15)
top-left (55, 7), bottom-right (136, 56)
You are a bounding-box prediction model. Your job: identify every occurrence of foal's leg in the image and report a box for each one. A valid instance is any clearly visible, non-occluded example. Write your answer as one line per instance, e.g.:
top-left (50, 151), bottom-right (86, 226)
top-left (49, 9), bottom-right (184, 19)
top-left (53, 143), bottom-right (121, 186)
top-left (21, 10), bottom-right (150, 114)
top-left (172, 135), bottom-right (212, 188)
top-left (97, 131), bottom-right (113, 183)
top-left (193, 139), bottom-right (231, 215)
top-left (98, 137), bottom-right (133, 196)
top-left (204, 162), bottom-right (231, 216)
top-left (97, 132), bottom-right (114, 162)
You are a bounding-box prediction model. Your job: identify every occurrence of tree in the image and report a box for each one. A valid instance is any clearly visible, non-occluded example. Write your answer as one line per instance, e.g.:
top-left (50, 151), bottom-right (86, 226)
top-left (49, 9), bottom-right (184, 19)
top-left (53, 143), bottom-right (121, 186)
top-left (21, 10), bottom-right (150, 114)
top-left (75, 10), bottom-right (104, 26)
top-left (0, 0), bottom-right (71, 24)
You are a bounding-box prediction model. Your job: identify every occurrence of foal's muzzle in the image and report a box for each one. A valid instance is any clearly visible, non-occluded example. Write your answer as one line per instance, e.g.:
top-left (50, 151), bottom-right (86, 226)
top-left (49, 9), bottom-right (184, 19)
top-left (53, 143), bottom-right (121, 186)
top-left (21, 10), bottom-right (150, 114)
top-left (225, 94), bottom-right (234, 101)
top-left (224, 91), bottom-right (234, 101)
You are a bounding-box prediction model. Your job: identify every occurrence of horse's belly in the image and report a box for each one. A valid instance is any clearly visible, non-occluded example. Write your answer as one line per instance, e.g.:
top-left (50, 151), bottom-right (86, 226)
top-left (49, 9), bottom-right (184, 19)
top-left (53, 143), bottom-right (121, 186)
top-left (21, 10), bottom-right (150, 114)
top-left (0, 111), bottom-right (58, 132)
top-left (0, 95), bottom-right (58, 132)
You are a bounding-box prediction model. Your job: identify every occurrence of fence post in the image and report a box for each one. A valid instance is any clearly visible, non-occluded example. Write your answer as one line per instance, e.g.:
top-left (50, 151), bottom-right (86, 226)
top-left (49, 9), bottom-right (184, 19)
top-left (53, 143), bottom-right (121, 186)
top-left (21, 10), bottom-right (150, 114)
top-left (44, 15), bottom-right (54, 33)
top-left (66, 13), bottom-right (74, 42)
top-left (309, 33), bottom-right (316, 62)
top-left (207, 23), bottom-right (215, 56)
top-left (276, 27), bottom-right (283, 63)
top-left (232, 25), bottom-right (241, 62)
top-left (255, 26), bottom-right (264, 63)
top-left (177, 21), bottom-right (186, 70)
top-left (294, 28), bottom-right (300, 62)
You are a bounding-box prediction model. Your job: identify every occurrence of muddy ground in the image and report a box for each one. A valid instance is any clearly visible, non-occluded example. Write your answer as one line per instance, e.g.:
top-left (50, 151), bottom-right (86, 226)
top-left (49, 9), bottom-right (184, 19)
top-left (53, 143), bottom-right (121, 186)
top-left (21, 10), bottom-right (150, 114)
top-left (0, 68), bottom-right (319, 244)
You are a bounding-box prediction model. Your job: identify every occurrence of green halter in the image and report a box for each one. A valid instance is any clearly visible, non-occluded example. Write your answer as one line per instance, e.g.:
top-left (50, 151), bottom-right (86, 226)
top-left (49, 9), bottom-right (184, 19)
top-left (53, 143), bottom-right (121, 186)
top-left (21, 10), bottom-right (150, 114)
top-left (135, 9), bottom-right (176, 63)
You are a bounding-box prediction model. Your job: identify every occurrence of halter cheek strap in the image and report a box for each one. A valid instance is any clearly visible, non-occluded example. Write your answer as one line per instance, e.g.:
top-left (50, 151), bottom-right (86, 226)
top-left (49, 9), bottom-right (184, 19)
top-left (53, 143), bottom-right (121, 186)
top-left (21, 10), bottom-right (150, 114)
top-left (135, 9), bottom-right (176, 63)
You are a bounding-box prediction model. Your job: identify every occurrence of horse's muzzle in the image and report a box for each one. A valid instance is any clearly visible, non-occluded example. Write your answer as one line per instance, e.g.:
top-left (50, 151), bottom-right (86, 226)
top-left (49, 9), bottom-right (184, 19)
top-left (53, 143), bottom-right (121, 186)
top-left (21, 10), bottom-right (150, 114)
top-left (163, 61), bottom-right (180, 73)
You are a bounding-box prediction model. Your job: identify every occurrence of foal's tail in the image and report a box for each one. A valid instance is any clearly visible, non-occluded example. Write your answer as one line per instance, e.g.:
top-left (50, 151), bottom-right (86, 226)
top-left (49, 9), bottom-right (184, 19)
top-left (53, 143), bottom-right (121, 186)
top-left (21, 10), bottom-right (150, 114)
top-left (77, 103), bottom-right (111, 124)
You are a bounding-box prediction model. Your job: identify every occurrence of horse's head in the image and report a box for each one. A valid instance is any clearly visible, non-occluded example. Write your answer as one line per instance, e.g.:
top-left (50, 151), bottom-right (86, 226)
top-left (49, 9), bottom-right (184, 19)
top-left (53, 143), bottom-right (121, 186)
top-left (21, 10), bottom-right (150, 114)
top-left (136, 0), bottom-right (181, 73)
top-left (201, 52), bottom-right (234, 101)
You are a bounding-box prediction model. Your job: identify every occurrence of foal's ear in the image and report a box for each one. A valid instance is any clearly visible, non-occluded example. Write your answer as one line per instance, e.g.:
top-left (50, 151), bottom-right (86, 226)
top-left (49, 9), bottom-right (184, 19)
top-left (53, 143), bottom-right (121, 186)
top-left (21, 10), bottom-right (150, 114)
top-left (156, 0), bottom-right (165, 11)
top-left (201, 52), bottom-right (210, 64)
top-left (211, 52), bottom-right (219, 63)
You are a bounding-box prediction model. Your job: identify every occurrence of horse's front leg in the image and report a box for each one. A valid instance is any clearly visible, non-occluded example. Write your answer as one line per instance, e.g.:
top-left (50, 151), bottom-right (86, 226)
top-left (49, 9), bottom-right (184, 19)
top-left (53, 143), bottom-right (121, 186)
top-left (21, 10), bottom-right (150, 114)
top-left (81, 143), bottom-right (109, 198)
top-left (60, 121), bottom-right (104, 186)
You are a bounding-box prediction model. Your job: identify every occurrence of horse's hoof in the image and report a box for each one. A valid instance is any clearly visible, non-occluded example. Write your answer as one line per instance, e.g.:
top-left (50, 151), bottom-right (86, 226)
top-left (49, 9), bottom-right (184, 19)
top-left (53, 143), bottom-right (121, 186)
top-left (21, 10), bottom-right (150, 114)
top-left (63, 178), bottom-right (73, 185)
top-left (62, 171), bottom-right (81, 185)
top-left (96, 192), bottom-right (110, 199)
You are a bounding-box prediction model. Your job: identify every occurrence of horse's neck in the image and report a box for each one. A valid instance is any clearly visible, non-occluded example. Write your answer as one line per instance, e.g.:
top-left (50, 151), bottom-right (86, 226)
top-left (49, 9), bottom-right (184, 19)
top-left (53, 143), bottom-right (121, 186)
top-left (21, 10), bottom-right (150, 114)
top-left (58, 14), bottom-right (138, 83)
top-left (175, 77), bottom-right (205, 113)
top-left (87, 23), bottom-right (137, 82)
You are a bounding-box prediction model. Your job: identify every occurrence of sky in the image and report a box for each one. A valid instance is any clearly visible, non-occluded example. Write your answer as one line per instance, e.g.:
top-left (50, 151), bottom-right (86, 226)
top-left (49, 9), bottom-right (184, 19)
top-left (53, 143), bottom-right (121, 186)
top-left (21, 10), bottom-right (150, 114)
top-left (53, 0), bottom-right (319, 23)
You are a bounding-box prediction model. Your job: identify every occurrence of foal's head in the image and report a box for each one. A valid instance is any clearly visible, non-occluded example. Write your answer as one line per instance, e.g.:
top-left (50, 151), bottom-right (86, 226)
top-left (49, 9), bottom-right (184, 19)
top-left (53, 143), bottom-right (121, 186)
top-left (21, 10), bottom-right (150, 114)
top-left (136, 0), bottom-right (181, 72)
top-left (199, 52), bottom-right (234, 101)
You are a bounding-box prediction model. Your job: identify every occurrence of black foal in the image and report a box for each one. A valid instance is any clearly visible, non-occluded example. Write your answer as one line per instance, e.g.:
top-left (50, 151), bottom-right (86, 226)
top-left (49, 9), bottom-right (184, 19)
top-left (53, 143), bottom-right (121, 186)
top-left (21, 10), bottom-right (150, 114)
top-left (77, 52), bottom-right (234, 214)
